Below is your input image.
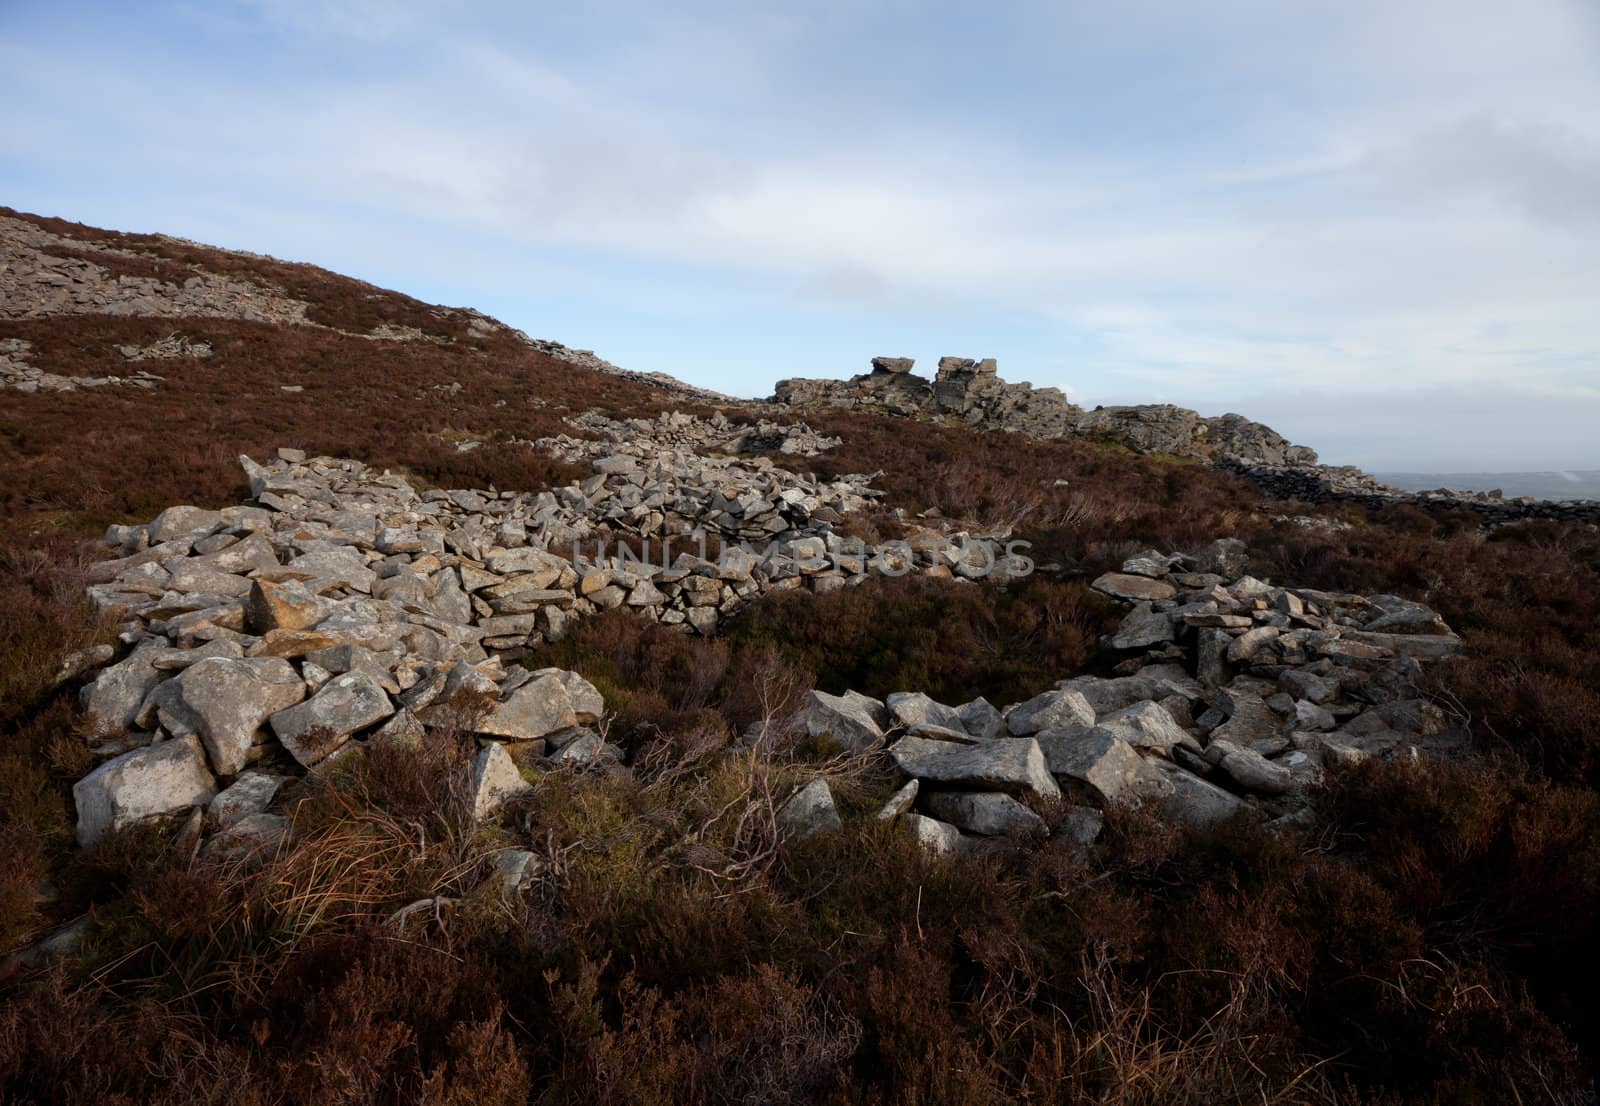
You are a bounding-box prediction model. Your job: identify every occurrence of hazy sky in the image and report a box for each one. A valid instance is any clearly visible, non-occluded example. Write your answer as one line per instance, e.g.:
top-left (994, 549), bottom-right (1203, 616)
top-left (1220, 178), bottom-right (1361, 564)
top-left (3, 1), bottom-right (1598, 470)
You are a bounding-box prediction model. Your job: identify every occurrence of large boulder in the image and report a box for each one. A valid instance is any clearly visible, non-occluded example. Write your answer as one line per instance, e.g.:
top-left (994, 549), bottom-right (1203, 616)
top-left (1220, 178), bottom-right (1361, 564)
top-left (166, 657), bottom-right (306, 775)
top-left (1153, 762), bottom-right (1249, 827)
top-left (1093, 700), bottom-right (1192, 752)
top-left (477, 672), bottom-right (579, 740)
top-left (1035, 729), bottom-right (1169, 805)
top-left (1005, 688), bottom-right (1095, 736)
top-left (74, 734), bottom-right (216, 846)
top-left (80, 644), bottom-right (166, 733)
top-left (803, 689), bottom-right (888, 752)
top-left (885, 692), bottom-right (966, 733)
top-left (269, 671), bottom-right (394, 766)
top-left (924, 792), bottom-right (1044, 836)
top-left (890, 736), bottom-right (1060, 802)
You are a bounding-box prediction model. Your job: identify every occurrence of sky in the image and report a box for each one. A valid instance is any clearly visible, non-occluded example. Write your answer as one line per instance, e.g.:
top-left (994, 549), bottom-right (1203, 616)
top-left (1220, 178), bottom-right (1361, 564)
top-left (2, 1), bottom-right (1598, 471)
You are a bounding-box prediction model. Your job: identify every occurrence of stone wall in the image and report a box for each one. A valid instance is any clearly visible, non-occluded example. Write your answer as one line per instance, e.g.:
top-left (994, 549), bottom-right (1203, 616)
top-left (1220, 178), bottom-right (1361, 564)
top-left (1219, 459), bottom-right (1600, 525)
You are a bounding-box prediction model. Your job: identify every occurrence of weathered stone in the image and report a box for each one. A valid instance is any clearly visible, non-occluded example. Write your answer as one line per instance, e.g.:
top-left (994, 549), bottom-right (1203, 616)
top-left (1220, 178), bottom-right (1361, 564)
top-left (203, 812), bottom-right (290, 866)
top-left (74, 734), bottom-right (216, 846)
top-left (1006, 688), bottom-right (1095, 736)
top-left (169, 656), bottom-right (305, 775)
top-left (477, 673), bottom-right (579, 740)
top-left (1207, 740), bottom-right (1293, 794)
top-left (208, 771), bottom-right (283, 828)
top-left (269, 671), bottom-right (394, 766)
top-left (80, 644), bottom-right (166, 733)
top-left (469, 742), bottom-right (532, 822)
top-left (891, 736), bottom-right (1060, 802)
top-left (876, 779), bottom-right (919, 820)
top-left (1094, 700), bottom-right (1191, 752)
top-left (778, 778), bottom-right (843, 837)
top-left (1091, 573), bottom-right (1177, 602)
top-left (1035, 729), bottom-right (1169, 805)
top-left (956, 696), bottom-right (1006, 740)
top-left (924, 792), bottom-right (1044, 836)
top-left (245, 578), bottom-right (328, 635)
top-left (1153, 762), bottom-right (1249, 827)
top-left (885, 691), bottom-right (966, 732)
top-left (804, 689), bottom-right (887, 752)
top-left (1227, 626), bottom-right (1280, 662)
top-left (904, 813), bottom-right (962, 855)
top-left (1108, 603), bottom-right (1175, 649)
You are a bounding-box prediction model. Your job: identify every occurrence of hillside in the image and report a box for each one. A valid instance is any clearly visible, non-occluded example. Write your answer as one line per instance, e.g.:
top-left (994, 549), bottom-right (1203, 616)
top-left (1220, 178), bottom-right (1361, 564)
top-left (2, 207), bottom-right (1599, 1105)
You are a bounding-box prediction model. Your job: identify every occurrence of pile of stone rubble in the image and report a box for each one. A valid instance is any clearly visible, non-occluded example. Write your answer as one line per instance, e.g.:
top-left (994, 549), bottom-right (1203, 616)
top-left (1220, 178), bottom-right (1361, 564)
top-left (775, 538), bottom-right (1465, 849)
top-left (550, 408), bottom-right (842, 458)
top-left (1, 337), bottom-right (165, 393)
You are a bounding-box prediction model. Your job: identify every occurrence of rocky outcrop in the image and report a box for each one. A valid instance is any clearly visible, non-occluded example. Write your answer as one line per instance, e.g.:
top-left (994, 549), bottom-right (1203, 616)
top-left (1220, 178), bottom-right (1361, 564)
top-left (772, 357), bottom-right (1317, 466)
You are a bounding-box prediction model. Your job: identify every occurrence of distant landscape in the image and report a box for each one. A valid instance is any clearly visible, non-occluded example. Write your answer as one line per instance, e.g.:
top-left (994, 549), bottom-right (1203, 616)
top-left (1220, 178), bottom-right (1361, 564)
top-left (1376, 470), bottom-right (1600, 500)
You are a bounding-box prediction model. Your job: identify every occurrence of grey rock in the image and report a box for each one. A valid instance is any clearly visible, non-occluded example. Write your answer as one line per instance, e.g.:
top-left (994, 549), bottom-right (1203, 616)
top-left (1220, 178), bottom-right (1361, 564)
top-left (924, 792), bottom-right (1044, 836)
top-left (778, 778), bottom-right (843, 837)
top-left (469, 742), bottom-right (533, 821)
top-left (269, 671), bottom-right (394, 766)
top-left (956, 696), bottom-right (1006, 740)
top-left (169, 656), bottom-right (305, 775)
top-left (885, 691), bottom-right (966, 732)
top-left (1109, 603), bottom-right (1175, 649)
top-left (1036, 729), bottom-right (1168, 805)
top-left (74, 734), bottom-right (216, 846)
top-left (208, 771), bottom-right (283, 828)
top-left (80, 644), bottom-right (166, 732)
top-left (904, 813), bottom-right (962, 856)
top-left (477, 672), bottom-right (579, 740)
top-left (1006, 688), bottom-right (1095, 736)
top-left (1091, 572), bottom-right (1177, 602)
top-left (1094, 700), bottom-right (1192, 752)
top-left (876, 779), bottom-right (919, 821)
top-left (804, 689), bottom-right (887, 752)
top-left (891, 736), bottom-right (1060, 802)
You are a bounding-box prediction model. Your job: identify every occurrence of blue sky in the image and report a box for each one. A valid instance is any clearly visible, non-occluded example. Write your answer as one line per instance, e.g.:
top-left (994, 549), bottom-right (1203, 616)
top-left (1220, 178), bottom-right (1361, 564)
top-left (3, 0), bottom-right (1598, 470)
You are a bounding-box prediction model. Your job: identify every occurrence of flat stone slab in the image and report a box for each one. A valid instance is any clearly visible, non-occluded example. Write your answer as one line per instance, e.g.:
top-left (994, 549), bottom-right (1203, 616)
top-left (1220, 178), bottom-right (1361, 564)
top-left (891, 736), bottom-right (1060, 802)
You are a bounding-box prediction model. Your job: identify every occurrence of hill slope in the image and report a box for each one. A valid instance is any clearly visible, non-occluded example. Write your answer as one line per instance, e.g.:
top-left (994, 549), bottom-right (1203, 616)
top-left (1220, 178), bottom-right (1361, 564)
top-left (2, 207), bottom-right (1599, 1105)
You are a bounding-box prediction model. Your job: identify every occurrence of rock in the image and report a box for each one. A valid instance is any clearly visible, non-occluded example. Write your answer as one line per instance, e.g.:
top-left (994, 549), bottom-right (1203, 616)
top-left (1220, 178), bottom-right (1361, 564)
top-left (803, 689), bottom-right (887, 752)
top-left (1210, 689), bottom-right (1282, 747)
top-left (245, 578), bottom-right (327, 634)
top-left (924, 792), bottom-right (1044, 836)
top-left (1094, 700), bottom-right (1192, 752)
top-left (778, 779), bottom-right (843, 837)
top-left (74, 734), bottom-right (216, 846)
top-left (1153, 762), bottom-right (1249, 827)
top-left (552, 730), bottom-right (605, 764)
top-left (203, 812), bottom-right (290, 866)
top-left (957, 697), bottom-right (1006, 740)
top-left (1055, 675), bottom-right (1157, 714)
top-left (269, 671), bottom-right (394, 766)
top-left (1091, 573), bottom-right (1177, 602)
top-left (80, 644), bottom-right (166, 732)
top-left (1035, 729), bottom-right (1168, 805)
top-left (208, 771), bottom-right (283, 828)
top-left (1227, 626), bottom-right (1280, 663)
top-left (885, 691), bottom-right (966, 732)
top-left (168, 657), bottom-right (305, 775)
top-left (904, 813), bottom-right (962, 855)
top-left (890, 736), bottom-right (1060, 802)
top-left (1196, 629), bottom-right (1231, 688)
top-left (876, 779), bottom-right (919, 820)
top-left (1005, 688), bottom-right (1095, 736)
top-left (491, 848), bottom-right (541, 895)
top-left (1188, 538), bottom-right (1249, 577)
top-left (1057, 806), bottom-right (1105, 846)
top-left (477, 673), bottom-right (579, 740)
top-left (469, 742), bottom-right (532, 822)
top-left (1207, 740), bottom-right (1294, 794)
top-left (1292, 699), bottom-right (1336, 732)
top-left (53, 643), bottom-right (115, 687)
top-left (1109, 603), bottom-right (1175, 649)
top-left (1120, 549), bottom-right (1182, 578)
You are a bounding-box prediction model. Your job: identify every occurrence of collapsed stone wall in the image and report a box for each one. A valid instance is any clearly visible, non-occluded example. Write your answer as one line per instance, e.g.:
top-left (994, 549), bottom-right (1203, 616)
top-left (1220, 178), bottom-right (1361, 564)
top-left (1220, 459), bottom-right (1600, 525)
top-left (780, 538), bottom-right (1465, 851)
